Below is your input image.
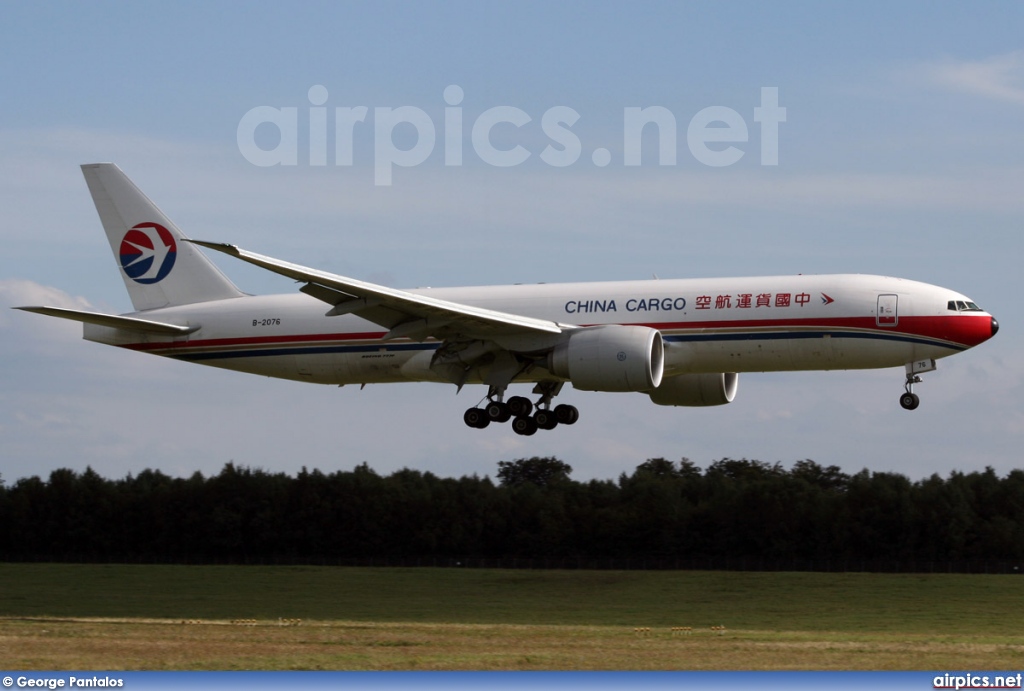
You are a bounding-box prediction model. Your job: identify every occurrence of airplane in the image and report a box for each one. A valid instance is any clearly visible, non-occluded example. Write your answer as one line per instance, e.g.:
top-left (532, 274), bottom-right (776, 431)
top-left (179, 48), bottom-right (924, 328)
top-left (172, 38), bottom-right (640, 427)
top-left (15, 163), bottom-right (999, 435)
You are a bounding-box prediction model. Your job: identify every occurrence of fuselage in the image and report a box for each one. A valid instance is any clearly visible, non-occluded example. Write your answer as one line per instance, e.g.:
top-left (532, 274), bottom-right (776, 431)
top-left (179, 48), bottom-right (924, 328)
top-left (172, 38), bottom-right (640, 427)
top-left (85, 273), bottom-right (998, 388)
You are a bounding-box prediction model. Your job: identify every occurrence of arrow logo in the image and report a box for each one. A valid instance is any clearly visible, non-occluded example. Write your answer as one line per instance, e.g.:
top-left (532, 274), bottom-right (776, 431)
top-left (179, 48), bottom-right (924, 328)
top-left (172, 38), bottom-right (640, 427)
top-left (821, 293), bottom-right (835, 305)
top-left (119, 222), bottom-right (177, 284)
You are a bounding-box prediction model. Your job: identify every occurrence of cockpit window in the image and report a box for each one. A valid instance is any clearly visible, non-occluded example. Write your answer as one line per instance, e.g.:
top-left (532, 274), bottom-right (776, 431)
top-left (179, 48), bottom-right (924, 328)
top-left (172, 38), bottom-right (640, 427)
top-left (948, 300), bottom-right (984, 312)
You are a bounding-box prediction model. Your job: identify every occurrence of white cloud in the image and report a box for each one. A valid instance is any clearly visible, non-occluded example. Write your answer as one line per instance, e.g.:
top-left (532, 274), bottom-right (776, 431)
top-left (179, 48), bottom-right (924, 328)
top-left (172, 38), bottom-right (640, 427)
top-left (920, 51), bottom-right (1024, 106)
top-left (0, 278), bottom-right (93, 314)
top-left (0, 279), bottom-right (95, 345)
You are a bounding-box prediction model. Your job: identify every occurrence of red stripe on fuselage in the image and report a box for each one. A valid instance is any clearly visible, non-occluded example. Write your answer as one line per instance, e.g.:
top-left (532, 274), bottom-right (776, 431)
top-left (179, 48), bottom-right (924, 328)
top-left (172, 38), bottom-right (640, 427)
top-left (120, 314), bottom-right (993, 353)
top-left (123, 330), bottom-right (389, 352)
top-left (602, 315), bottom-right (993, 349)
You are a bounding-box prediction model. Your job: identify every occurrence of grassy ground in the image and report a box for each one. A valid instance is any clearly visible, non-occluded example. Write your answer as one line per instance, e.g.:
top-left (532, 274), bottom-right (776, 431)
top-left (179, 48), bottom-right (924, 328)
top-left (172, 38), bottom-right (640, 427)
top-left (0, 564), bottom-right (1021, 669)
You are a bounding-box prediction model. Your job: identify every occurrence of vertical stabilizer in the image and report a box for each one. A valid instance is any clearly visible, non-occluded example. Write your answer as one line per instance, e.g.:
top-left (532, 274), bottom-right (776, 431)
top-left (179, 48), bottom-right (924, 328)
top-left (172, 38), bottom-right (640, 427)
top-left (81, 163), bottom-right (244, 311)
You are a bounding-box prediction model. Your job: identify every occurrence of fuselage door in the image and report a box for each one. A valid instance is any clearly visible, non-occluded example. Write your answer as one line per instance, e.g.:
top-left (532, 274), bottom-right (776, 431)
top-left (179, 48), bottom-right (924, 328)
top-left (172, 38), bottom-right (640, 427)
top-left (877, 294), bottom-right (898, 327)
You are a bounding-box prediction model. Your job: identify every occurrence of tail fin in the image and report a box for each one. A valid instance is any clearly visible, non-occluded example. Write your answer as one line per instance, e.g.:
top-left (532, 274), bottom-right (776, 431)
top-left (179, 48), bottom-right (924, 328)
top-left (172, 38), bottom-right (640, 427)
top-left (81, 163), bottom-right (244, 311)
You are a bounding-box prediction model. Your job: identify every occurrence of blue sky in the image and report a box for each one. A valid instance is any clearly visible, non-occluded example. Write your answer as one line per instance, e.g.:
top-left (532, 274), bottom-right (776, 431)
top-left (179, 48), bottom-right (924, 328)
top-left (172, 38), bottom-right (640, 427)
top-left (2, 2), bottom-right (1022, 483)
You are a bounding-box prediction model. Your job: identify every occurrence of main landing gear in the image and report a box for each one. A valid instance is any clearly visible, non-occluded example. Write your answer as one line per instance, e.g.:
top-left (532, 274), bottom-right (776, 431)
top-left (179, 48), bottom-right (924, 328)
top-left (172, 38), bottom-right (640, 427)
top-left (899, 359), bottom-right (936, 411)
top-left (464, 382), bottom-right (579, 435)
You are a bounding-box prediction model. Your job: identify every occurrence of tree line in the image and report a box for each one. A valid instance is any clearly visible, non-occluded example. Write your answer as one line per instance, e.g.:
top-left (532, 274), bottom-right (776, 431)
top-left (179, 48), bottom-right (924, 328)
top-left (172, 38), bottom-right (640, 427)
top-left (1, 457), bottom-right (1022, 565)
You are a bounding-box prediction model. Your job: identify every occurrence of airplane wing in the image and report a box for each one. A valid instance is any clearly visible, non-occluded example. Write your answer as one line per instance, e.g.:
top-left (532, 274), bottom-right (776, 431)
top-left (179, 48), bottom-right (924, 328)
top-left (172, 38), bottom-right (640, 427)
top-left (14, 306), bottom-right (198, 335)
top-left (188, 240), bottom-right (565, 341)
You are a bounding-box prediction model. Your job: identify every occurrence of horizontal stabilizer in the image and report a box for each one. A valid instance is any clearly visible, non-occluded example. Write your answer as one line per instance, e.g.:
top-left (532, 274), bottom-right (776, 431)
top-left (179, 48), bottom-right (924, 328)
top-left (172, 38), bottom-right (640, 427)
top-left (14, 306), bottom-right (198, 335)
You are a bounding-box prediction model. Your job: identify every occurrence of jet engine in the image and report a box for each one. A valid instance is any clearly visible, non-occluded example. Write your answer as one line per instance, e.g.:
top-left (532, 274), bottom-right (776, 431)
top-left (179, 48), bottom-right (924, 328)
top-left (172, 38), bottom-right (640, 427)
top-left (548, 325), bottom-right (664, 392)
top-left (648, 372), bottom-right (739, 406)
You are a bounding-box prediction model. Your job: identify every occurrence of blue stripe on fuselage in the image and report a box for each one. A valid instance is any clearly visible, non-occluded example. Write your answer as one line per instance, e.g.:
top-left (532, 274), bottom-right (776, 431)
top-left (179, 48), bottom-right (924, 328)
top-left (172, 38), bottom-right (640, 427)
top-left (157, 328), bottom-right (965, 363)
top-left (662, 330), bottom-right (965, 351)
top-left (171, 341), bottom-right (440, 361)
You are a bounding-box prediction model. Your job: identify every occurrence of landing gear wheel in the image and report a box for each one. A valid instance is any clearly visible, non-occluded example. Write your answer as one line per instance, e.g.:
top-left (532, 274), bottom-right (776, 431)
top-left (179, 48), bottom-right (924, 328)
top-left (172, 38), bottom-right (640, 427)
top-left (464, 407), bottom-right (491, 428)
top-left (511, 415), bottom-right (538, 436)
top-left (899, 392), bottom-right (920, 411)
top-left (507, 396), bottom-right (533, 417)
top-left (554, 404), bottom-right (579, 425)
top-left (485, 401), bottom-right (512, 422)
top-left (534, 409), bottom-right (558, 430)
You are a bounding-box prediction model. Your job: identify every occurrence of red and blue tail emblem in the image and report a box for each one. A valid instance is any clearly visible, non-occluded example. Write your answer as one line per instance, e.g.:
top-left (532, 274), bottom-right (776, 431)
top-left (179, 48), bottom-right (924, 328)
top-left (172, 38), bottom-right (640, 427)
top-left (119, 222), bottom-right (177, 284)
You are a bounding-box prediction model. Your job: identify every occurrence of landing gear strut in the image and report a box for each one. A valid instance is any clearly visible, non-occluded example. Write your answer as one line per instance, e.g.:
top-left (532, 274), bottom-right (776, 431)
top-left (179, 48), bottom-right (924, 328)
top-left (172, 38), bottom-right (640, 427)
top-left (464, 382), bottom-right (579, 433)
top-left (899, 359), bottom-right (935, 411)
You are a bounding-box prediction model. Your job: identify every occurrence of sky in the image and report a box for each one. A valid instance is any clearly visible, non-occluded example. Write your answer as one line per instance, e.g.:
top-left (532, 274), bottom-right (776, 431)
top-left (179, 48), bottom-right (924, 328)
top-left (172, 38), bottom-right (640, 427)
top-left (1, 1), bottom-right (1023, 484)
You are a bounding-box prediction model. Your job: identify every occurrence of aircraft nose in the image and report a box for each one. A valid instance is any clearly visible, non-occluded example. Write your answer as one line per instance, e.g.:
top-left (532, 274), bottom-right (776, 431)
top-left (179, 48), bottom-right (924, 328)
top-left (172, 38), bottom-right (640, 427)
top-left (991, 317), bottom-right (999, 337)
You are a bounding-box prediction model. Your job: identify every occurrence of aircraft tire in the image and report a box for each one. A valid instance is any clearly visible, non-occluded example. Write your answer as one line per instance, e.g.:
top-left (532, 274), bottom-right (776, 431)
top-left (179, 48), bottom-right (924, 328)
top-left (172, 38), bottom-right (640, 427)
top-left (534, 409), bottom-right (558, 430)
top-left (507, 396), bottom-right (533, 417)
top-left (512, 415), bottom-right (538, 436)
top-left (899, 393), bottom-right (920, 410)
top-left (554, 404), bottom-right (579, 425)
top-left (464, 407), bottom-right (491, 428)
top-left (486, 401), bottom-right (512, 422)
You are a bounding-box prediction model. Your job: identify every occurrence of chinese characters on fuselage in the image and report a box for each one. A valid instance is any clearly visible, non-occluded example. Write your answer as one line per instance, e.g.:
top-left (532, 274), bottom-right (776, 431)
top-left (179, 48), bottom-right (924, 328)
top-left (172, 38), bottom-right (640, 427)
top-left (563, 292), bottom-right (814, 315)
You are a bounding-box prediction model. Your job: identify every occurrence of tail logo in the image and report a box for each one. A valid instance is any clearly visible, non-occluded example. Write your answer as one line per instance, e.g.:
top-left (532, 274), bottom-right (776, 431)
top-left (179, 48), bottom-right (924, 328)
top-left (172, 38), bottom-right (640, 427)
top-left (119, 223), bottom-right (177, 284)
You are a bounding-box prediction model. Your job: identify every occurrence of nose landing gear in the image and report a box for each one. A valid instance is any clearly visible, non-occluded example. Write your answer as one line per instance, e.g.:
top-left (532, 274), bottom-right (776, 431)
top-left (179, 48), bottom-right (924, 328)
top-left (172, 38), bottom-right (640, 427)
top-left (899, 359), bottom-right (936, 411)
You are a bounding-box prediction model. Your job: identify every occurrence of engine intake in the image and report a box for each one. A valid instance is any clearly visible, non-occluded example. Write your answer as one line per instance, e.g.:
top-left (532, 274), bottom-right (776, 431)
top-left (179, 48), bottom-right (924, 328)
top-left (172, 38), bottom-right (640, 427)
top-left (648, 372), bottom-right (739, 406)
top-left (549, 325), bottom-right (664, 392)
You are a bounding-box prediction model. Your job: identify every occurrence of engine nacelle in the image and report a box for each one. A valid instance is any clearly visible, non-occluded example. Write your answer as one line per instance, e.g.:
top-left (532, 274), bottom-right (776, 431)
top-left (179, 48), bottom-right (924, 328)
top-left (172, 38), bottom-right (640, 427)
top-left (548, 325), bottom-right (664, 392)
top-left (648, 372), bottom-right (739, 406)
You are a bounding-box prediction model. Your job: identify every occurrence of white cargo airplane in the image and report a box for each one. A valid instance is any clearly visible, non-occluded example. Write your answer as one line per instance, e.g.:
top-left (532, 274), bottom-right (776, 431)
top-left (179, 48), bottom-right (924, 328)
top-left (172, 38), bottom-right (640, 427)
top-left (16, 164), bottom-right (999, 435)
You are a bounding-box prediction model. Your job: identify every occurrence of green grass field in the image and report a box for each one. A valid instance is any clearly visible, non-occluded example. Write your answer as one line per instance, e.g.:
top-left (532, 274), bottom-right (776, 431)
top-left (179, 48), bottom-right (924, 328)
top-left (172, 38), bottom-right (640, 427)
top-left (1, 564), bottom-right (1022, 670)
